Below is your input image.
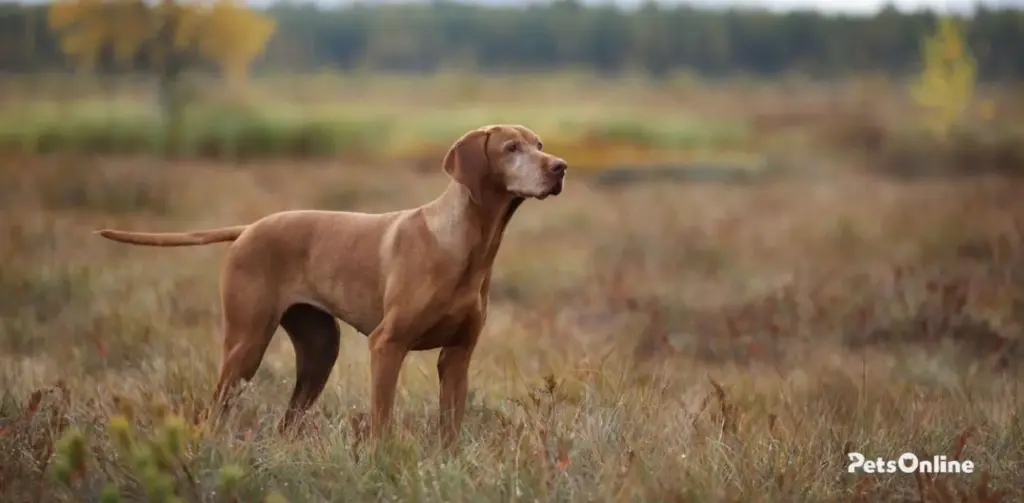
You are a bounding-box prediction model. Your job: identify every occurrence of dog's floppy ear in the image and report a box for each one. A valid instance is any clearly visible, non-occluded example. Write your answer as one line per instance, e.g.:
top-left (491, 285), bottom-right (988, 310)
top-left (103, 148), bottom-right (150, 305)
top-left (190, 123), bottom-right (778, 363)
top-left (443, 127), bottom-right (492, 205)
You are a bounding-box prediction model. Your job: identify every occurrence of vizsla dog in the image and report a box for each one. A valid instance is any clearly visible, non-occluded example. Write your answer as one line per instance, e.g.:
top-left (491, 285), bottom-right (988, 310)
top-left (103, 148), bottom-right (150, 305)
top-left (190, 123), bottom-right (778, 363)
top-left (95, 125), bottom-right (567, 447)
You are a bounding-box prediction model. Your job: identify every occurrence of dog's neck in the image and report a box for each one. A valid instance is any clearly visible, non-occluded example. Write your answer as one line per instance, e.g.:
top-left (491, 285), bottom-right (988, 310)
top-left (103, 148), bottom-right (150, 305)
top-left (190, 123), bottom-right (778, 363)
top-left (429, 181), bottom-right (524, 267)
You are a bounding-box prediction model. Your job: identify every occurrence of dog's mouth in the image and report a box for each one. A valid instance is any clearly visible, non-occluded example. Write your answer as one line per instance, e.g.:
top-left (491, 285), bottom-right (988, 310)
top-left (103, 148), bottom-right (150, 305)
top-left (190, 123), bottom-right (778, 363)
top-left (550, 178), bottom-right (564, 196)
top-left (516, 176), bottom-right (565, 200)
top-left (536, 177), bottom-right (564, 200)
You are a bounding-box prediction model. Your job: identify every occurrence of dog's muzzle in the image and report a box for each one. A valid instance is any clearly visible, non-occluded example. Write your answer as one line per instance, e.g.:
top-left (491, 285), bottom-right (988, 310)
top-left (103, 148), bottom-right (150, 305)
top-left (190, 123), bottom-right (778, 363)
top-left (549, 177), bottom-right (564, 196)
top-left (547, 160), bottom-right (567, 197)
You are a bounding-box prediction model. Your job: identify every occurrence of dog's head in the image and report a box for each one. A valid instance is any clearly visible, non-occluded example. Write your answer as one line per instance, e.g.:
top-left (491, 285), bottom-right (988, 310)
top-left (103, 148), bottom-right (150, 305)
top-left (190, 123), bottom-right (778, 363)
top-left (443, 124), bottom-right (567, 204)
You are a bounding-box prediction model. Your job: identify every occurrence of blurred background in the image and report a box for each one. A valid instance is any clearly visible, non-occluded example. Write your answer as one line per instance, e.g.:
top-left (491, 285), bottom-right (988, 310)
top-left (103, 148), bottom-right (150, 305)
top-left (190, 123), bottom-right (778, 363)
top-left (0, 0), bottom-right (1021, 167)
top-left (1, 0), bottom-right (1024, 501)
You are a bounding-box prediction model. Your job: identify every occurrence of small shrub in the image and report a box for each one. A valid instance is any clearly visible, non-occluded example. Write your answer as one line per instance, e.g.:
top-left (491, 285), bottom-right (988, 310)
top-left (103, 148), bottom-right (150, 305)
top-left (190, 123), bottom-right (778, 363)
top-left (910, 16), bottom-right (977, 140)
top-left (47, 412), bottom-right (289, 503)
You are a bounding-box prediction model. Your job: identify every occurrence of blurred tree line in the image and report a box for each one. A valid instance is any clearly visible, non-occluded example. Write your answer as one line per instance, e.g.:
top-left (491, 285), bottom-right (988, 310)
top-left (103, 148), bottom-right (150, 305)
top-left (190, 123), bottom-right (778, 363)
top-left (1, 1), bottom-right (1022, 80)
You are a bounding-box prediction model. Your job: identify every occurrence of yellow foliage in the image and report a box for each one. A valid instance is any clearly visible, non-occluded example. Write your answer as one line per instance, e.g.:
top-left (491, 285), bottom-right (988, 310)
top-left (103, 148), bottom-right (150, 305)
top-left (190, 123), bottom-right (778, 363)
top-left (46, 0), bottom-right (275, 80)
top-left (110, 2), bottom-right (151, 64)
top-left (168, 4), bottom-right (206, 51)
top-left (48, 0), bottom-right (150, 69)
top-left (910, 16), bottom-right (976, 139)
top-left (198, 0), bottom-right (276, 81)
top-left (46, 0), bottom-right (90, 31)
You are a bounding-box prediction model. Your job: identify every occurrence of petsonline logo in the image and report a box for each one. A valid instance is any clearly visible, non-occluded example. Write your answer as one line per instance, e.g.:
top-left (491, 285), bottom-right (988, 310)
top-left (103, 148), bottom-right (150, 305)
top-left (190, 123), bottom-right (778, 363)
top-left (847, 452), bottom-right (976, 474)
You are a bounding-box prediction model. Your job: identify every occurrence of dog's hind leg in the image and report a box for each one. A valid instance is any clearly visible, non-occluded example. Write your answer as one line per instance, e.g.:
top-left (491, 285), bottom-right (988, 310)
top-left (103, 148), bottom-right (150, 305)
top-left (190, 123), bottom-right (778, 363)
top-left (209, 274), bottom-right (281, 426)
top-left (277, 303), bottom-right (341, 434)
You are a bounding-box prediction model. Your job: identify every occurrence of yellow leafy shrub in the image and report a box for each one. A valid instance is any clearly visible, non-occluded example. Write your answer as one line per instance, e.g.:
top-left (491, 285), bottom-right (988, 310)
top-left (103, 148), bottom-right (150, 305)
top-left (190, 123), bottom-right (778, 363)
top-left (910, 17), bottom-right (976, 139)
top-left (47, 0), bottom-right (276, 80)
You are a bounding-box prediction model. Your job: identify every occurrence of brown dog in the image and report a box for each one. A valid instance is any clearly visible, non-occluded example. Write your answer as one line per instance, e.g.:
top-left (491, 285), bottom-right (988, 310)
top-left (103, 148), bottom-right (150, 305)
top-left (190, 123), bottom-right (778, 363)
top-left (95, 124), bottom-right (567, 447)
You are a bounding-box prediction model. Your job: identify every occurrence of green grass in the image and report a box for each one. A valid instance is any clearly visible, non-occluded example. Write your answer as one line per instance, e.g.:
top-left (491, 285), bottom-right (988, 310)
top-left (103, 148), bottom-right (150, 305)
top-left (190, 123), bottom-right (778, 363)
top-left (2, 72), bottom-right (1020, 175)
top-left (0, 71), bottom-right (765, 162)
top-left (0, 102), bottom-right (387, 160)
top-left (0, 100), bottom-right (751, 162)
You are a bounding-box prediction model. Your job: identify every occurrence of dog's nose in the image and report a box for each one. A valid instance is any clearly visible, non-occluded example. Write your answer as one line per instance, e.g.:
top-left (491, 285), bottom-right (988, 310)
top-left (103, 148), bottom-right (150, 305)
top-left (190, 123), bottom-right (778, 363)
top-left (550, 160), bottom-right (568, 175)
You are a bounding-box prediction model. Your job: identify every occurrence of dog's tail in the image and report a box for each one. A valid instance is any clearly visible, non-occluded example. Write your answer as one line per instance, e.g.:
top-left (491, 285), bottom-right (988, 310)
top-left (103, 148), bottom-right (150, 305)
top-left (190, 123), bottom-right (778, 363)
top-left (94, 225), bottom-right (248, 247)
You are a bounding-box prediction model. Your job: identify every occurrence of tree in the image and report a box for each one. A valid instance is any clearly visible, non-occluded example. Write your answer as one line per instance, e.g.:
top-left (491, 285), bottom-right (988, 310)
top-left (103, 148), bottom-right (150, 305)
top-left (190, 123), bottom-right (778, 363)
top-left (48, 0), bottom-right (274, 78)
top-left (47, 0), bottom-right (275, 153)
top-left (194, 1), bottom-right (277, 82)
top-left (909, 16), bottom-right (977, 139)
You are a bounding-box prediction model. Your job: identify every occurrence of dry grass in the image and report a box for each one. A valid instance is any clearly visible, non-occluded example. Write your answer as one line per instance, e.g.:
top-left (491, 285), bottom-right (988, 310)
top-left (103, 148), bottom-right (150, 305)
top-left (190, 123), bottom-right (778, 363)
top-left (1, 71), bottom-right (1023, 502)
top-left (1, 147), bottom-right (1023, 502)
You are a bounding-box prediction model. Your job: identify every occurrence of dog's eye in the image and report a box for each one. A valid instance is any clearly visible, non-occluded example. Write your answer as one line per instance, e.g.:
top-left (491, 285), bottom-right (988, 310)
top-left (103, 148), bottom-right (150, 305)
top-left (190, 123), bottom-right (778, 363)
top-left (505, 142), bottom-right (519, 153)
top-left (537, 142), bottom-right (544, 151)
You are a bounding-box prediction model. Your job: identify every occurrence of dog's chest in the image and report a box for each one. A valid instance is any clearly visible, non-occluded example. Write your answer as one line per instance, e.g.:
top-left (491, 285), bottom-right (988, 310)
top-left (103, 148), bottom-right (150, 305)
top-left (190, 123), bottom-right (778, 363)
top-left (411, 294), bottom-right (483, 350)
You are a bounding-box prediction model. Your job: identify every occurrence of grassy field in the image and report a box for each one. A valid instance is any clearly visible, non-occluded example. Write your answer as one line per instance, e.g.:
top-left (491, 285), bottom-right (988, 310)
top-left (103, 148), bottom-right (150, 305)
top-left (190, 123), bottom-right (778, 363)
top-left (1, 73), bottom-right (1023, 502)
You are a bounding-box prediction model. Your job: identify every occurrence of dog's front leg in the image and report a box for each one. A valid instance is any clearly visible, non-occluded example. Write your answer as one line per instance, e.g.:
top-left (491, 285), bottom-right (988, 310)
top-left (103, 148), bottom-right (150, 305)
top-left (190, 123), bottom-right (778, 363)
top-left (437, 345), bottom-right (473, 450)
top-left (368, 324), bottom-right (409, 441)
top-left (437, 315), bottom-right (482, 450)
